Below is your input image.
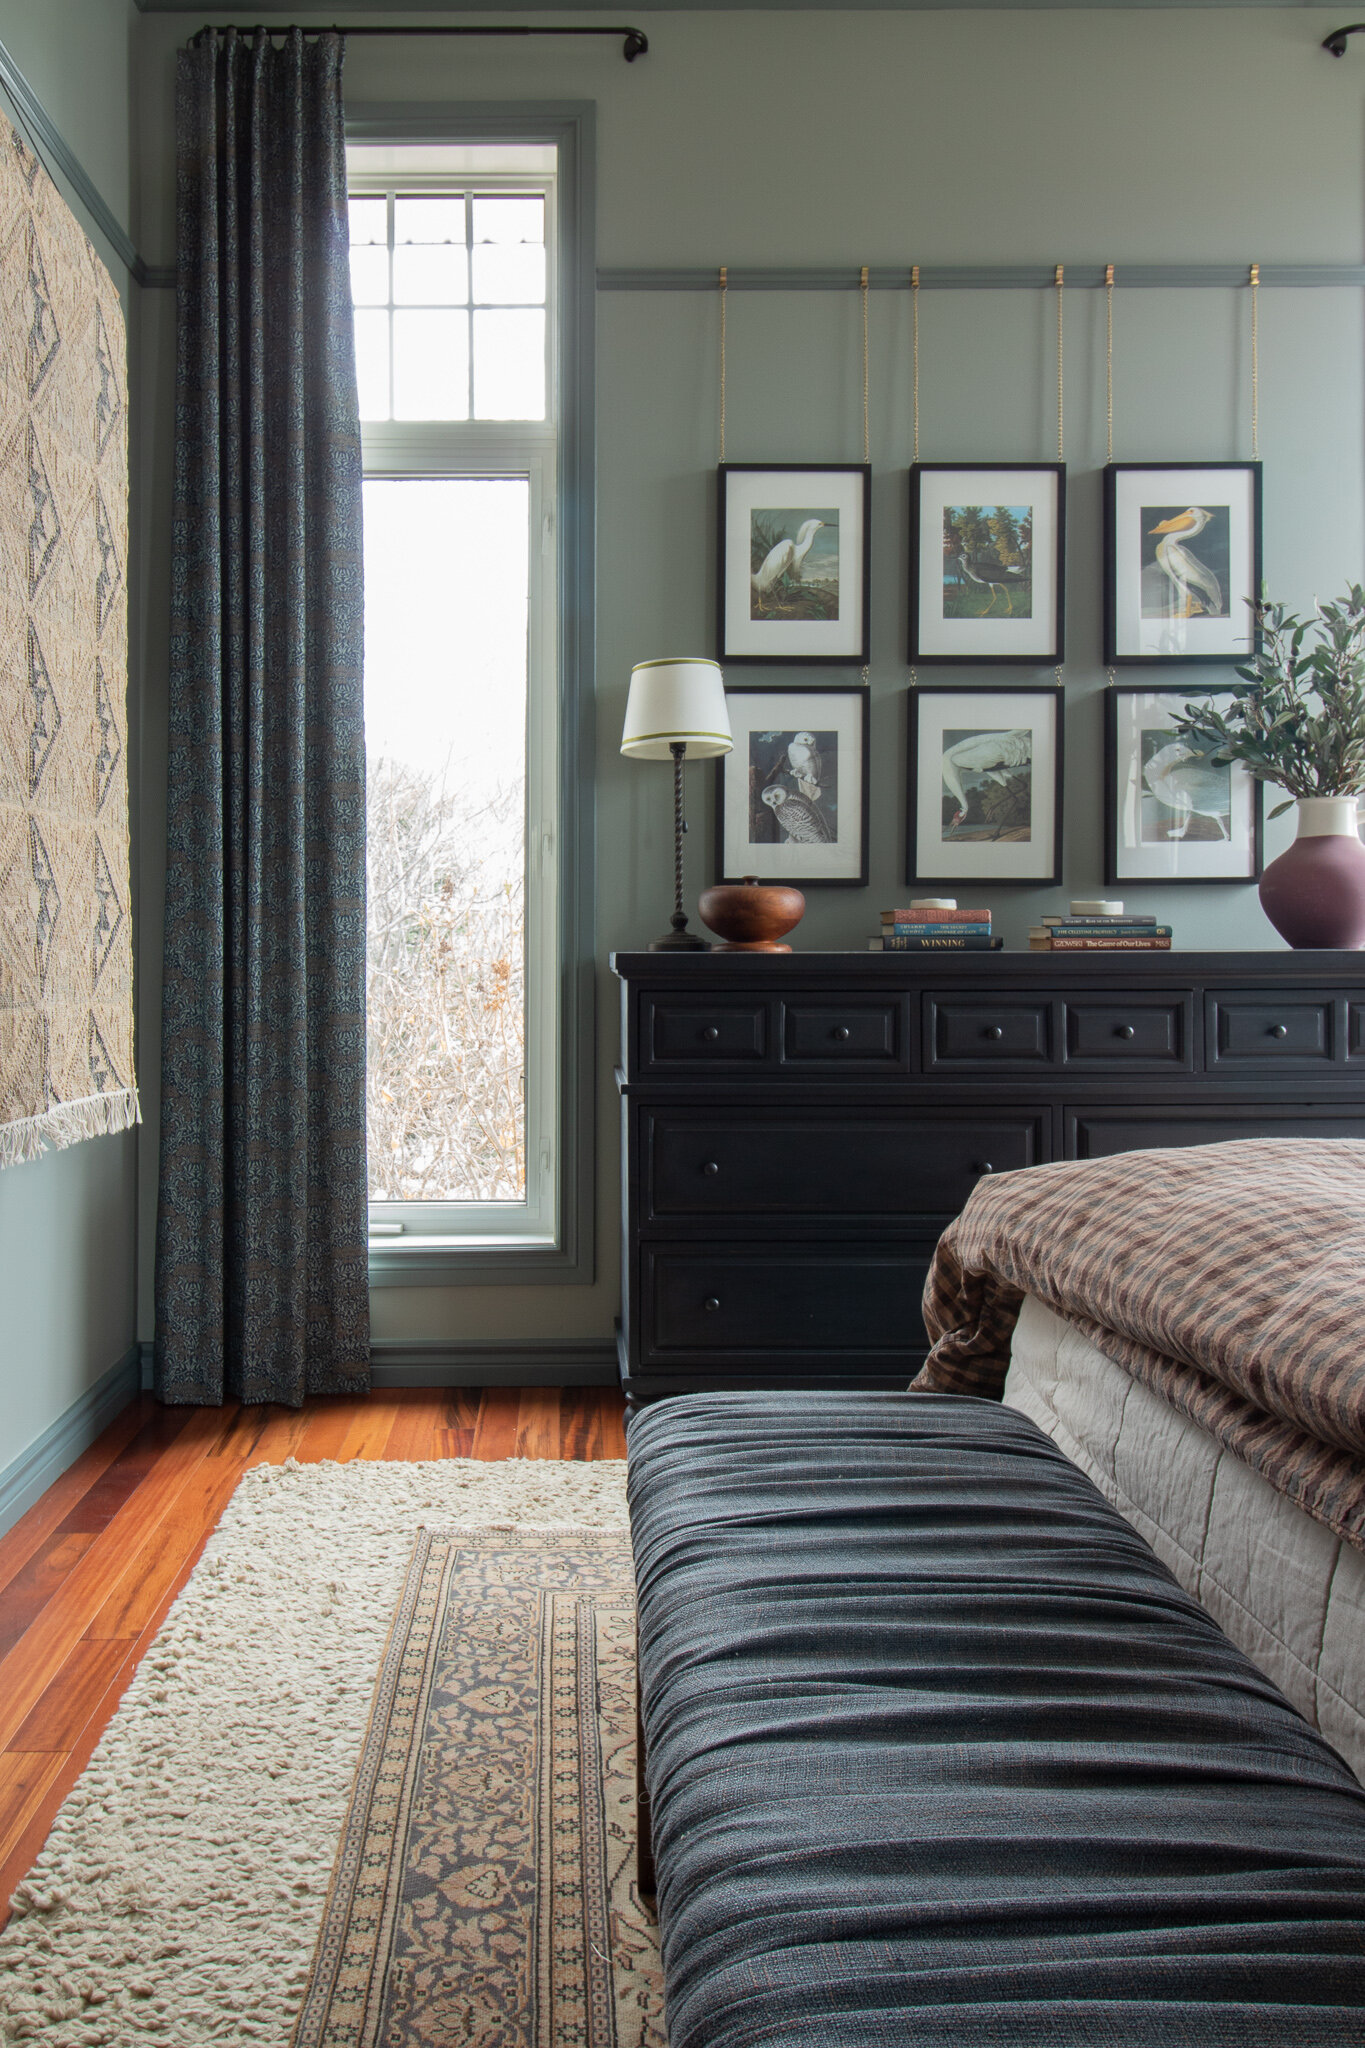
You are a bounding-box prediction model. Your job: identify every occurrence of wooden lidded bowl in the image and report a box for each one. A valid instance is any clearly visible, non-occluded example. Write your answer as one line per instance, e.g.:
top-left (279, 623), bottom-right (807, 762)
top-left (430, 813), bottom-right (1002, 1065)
top-left (699, 876), bottom-right (805, 952)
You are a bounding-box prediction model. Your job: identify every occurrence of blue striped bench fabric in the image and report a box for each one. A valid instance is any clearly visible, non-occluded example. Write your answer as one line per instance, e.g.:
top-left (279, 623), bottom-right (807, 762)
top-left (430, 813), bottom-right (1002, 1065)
top-left (627, 1389), bottom-right (1365, 2047)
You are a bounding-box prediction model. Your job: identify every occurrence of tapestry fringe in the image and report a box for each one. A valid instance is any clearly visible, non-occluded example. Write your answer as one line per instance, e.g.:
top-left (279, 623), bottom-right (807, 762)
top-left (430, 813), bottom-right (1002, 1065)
top-left (0, 1089), bottom-right (142, 1170)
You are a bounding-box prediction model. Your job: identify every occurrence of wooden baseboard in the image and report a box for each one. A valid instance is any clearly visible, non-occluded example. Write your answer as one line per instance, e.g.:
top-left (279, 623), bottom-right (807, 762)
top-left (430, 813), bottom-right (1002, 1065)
top-left (137, 1338), bottom-right (618, 1393)
top-left (0, 1344), bottom-right (142, 1539)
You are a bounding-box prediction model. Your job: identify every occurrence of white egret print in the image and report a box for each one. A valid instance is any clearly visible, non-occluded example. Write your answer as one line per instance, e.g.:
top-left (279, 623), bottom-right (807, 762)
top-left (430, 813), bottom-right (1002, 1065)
top-left (749, 509), bottom-right (840, 621)
top-left (749, 727), bottom-right (838, 843)
top-left (942, 504), bottom-right (1032, 619)
top-left (1141, 505), bottom-right (1230, 620)
top-left (941, 728), bottom-right (1032, 842)
top-left (1141, 731), bottom-right (1232, 841)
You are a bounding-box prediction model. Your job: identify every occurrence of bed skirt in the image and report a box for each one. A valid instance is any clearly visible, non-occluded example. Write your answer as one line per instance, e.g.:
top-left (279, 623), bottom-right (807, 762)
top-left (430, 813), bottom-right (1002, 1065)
top-left (1005, 1297), bottom-right (1365, 1783)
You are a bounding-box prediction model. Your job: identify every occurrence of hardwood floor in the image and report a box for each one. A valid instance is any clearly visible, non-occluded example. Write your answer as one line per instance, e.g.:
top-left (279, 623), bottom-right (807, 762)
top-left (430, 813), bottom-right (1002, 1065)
top-left (0, 1385), bottom-right (627, 1929)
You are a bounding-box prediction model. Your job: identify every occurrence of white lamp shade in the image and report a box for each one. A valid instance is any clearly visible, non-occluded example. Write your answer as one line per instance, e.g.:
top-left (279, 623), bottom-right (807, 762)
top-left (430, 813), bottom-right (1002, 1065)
top-left (621, 658), bottom-right (732, 761)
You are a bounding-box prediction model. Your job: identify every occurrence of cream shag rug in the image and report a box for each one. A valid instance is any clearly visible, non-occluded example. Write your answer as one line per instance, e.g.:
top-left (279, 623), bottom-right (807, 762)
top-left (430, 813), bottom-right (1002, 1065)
top-left (0, 1457), bottom-right (629, 2046)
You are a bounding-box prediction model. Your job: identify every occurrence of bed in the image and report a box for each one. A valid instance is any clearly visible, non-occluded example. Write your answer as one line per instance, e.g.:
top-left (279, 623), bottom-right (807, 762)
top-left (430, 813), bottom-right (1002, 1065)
top-left (913, 1136), bottom-right (1365, 1780)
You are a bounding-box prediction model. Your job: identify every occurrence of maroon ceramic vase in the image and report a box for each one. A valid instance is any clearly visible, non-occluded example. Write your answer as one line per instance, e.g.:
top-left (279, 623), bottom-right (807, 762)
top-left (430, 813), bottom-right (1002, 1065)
top-left (1258, 798), bottom-right (1365, 949)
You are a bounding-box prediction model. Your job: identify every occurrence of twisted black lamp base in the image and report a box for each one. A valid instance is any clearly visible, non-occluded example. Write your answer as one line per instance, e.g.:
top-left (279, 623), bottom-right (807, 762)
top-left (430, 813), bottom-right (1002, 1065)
top-left (650, 742), bottom-right (709, 950)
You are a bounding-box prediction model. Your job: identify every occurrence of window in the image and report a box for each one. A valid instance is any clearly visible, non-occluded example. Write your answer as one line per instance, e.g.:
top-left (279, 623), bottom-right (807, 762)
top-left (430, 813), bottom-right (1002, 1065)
top-left (349, 135), bottom-right (585, 1277)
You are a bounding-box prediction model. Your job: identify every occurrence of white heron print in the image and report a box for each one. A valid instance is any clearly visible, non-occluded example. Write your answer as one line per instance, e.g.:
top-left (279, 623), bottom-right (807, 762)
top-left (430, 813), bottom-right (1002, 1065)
top-left (1141, 729), bottom-right (1232, 842)
top-left (749, 728), bottom-right (838, 843)
top-left (942, 504), bottom-right (1033, 619)
top-left (940, 727), bottom-right (1033, 842)
top-left (1141, 505), bottom-right (1230, 620)
top-left (749, 508), bottom-right (840, 622)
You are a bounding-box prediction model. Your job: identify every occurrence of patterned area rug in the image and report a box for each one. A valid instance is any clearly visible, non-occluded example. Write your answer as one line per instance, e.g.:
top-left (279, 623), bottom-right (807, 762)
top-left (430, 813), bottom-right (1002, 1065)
top-left (0, 1458), bottom-right (648, 2047)
top-left (296, 1529), bottom-right (664, 2048)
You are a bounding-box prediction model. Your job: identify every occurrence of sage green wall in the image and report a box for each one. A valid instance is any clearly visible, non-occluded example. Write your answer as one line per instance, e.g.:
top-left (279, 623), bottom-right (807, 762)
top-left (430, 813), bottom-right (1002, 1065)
top-left (0, 0), bottom-right (139, 1482)
top-left (131, 8), bottom-right (1365, 1350)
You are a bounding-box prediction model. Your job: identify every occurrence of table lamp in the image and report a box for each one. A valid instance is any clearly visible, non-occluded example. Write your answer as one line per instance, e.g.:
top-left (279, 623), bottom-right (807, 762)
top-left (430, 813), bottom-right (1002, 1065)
top-left (621, 658), bottom-right (732, 950)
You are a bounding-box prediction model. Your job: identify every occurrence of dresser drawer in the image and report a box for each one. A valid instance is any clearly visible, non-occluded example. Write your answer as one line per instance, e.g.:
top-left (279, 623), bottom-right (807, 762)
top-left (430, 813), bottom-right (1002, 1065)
top-left (641, 995), bottom-right (770, 1069)
top-left (641, 1108), bottom-right (1043, 1226)
top-left (643, 1243), bottom-right (930, 1364)
top-left (925, 997), bottom-right (1054, 1068)
top-left (1070, 1107), bottom-right (1365, 1158)
top-left (1064, 996), bottom-right (1192, 1067)
top-left (1206, 993), bottom-right (1337, 1065)
top-left (781, 998), bottom-right (905, 1066)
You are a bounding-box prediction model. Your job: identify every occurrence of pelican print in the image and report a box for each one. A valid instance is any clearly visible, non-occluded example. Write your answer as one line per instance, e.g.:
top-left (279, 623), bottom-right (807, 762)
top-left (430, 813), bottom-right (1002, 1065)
top-left (956, 553), bottom-right (1029, 617)
top-left (752, 520), bottom-right (825, 613)
top-left (1143, 739), bottom-right (1231, 840)
top-left (1149, 508), bottom-right (1223, 620)
top-left (941, 729), bottom-right (1032, 831)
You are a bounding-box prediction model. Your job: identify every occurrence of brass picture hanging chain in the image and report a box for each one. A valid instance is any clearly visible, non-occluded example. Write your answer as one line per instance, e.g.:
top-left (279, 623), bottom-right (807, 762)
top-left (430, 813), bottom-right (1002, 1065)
top-left (861, 265), bottom-right (870, 463)
top-left (1055, 263), bottom-right (1065, 461)
top-left (1055, 264), bottom-right (1064, 692)
top-left (861, 265), bottom-right (870, 685)
top-left (1105, 263), bottom-right (1115, 464)
top-left (911, 263), bottom-right (921, 464)
top-left (718, 265), bottom-right (727, 463)
top-left (1250, 261), bottom-right (1260, 459)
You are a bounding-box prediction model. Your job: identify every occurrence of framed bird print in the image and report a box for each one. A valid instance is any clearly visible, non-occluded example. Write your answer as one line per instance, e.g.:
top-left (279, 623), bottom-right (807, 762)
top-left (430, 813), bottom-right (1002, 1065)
top-left (1105, 686), bottom-right (1263, 885)
top-left (717, 464), bottom-right (871, 665)
top-left (1103, 462), bottom-right (1262, 665)
top-left (909, 463), bottom-right (1065, 664)
top-left (716, 685), bottom-right (869, 886)
top-left (907, 685), bottom-right (1063, 886)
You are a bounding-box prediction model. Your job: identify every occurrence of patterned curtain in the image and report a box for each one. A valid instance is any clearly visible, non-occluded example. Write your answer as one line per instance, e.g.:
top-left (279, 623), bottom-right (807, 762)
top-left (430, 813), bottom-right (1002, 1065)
top-left (156, 28), bottom-right (370, 1405)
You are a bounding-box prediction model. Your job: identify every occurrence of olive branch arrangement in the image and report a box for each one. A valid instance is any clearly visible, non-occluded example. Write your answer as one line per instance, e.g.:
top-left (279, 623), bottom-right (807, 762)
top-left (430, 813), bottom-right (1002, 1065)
top-left (1170, 587), bottom-right (1365, 819)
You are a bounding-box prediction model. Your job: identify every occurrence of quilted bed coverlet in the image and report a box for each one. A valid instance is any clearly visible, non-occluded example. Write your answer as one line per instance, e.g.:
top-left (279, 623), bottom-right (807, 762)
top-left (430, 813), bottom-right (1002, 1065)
top-left (917, 1139), bottom-right (1365, 1549)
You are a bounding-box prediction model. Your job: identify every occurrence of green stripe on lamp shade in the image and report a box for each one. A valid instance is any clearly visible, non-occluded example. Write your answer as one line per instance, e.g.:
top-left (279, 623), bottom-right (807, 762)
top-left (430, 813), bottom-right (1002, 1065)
top-left (629, 657), bottom-right (720, 672)
top-left (620, 730), bottom-right (733, 758)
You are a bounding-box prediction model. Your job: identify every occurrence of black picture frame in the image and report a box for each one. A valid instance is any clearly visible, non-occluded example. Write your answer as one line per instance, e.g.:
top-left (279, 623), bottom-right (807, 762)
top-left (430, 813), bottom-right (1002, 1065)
top-left (1104, 685), bottom-right (1264, 886)
top-left (906, 684), bottom-right (1065, 887)
top-left (908, 462), bottom-right (1066, 665)
top-left (1102, 461), bottom-right (1263, 666)
top-left (717, 463), bottom-right (872, 666)
top-left (715, 684), bottom-right (870, 887)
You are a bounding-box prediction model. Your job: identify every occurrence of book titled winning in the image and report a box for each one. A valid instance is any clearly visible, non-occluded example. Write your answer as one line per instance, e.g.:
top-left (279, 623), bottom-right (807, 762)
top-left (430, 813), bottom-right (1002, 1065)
top-left (870, 934), bottom-right (1005, 951)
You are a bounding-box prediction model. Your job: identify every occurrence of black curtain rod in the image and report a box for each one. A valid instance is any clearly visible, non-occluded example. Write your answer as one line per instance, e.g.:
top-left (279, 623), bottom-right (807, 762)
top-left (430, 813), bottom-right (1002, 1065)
top-left (199, 24), bottom-right (648, 61)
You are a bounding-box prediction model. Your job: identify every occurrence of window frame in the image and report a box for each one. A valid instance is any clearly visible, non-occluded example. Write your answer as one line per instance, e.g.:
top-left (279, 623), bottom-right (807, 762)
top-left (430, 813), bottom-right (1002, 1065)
top-left (349, 103), bottom-right (596, 1289)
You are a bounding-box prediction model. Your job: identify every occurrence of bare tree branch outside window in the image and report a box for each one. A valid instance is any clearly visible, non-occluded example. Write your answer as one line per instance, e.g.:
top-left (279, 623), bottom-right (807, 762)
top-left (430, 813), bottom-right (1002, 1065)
top-left (365, 755), bottom-right (526, 1203)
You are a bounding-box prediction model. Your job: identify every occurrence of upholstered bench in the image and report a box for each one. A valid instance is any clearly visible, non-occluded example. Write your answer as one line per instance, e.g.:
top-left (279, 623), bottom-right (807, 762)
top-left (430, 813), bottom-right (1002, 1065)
top-left (627, 1389), bottom-right (1365, 2048)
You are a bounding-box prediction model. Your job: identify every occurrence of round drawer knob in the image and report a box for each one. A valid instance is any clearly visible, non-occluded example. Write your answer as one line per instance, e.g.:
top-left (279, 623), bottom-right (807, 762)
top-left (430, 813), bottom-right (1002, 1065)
top-left (701, 1026), bottom-right (720, 1042)
top-left (702, 1160), bottom-right (720, 1177)
top-left (1269, 1023), bottom-right (1288, 1039)
top-left (833, 1026), bottom-right (851, 1042)
top-left (704, 1296), bottom-right (721, 1312)
top-left (983, 1025), bottom-right (1004, 1041)
top-left (1115, 1024), bottom-right (1136, 1040)
top-left (975, 1161), bottom-right (994, 1175)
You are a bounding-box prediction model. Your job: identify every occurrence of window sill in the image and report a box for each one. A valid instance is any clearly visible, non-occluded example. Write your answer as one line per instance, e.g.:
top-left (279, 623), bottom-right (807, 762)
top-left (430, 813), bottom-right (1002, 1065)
top-left (367, 1234), bottom-right (591, 1287)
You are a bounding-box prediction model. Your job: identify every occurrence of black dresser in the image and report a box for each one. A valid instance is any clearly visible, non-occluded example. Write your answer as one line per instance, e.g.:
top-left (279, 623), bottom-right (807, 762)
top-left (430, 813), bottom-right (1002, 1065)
top-left (611, 950), bottom-right (1365, 1405)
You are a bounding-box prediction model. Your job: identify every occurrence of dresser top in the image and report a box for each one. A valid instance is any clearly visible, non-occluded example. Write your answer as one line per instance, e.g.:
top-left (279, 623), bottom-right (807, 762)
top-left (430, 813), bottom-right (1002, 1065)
top-left (610, 949), bottom-right (1365, 986)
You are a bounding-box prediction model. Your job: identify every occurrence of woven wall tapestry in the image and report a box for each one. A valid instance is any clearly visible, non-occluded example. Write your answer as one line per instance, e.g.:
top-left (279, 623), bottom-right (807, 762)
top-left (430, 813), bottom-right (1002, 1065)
top-left (0, 108), bottom-right (136, 1167)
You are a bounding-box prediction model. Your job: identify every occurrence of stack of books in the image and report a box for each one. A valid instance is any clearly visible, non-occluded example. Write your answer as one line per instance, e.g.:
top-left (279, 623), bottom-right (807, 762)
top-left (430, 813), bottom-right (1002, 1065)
top-left (869, 905), bottom-right (1003, 952)
top-left (1029, 902), bottom-right (1172, 952)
